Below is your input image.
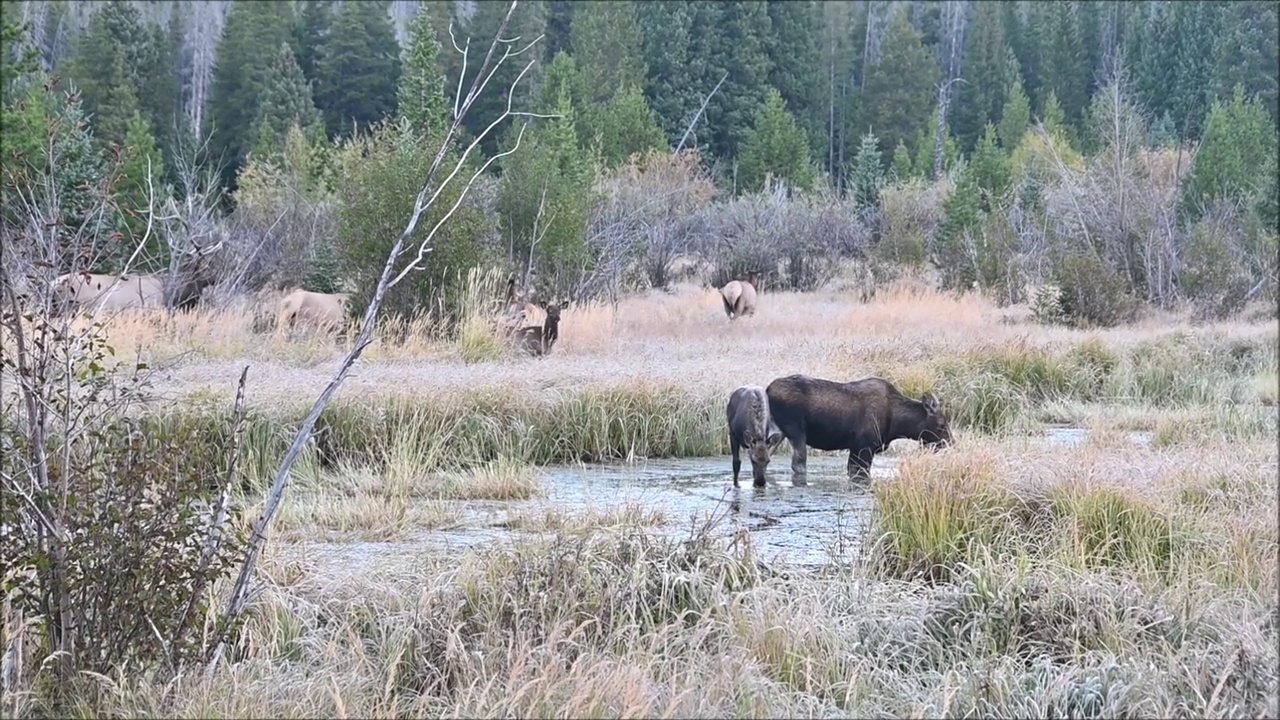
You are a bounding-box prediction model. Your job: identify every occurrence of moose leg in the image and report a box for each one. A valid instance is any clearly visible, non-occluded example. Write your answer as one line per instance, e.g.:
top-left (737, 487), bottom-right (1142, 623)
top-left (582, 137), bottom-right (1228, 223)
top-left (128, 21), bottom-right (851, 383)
top-left (789, 435), bottom-right (808, 477)
top-left (730, 443), bottom-right (742, 487)
top-left (847, 446), bottom-right (874, 481)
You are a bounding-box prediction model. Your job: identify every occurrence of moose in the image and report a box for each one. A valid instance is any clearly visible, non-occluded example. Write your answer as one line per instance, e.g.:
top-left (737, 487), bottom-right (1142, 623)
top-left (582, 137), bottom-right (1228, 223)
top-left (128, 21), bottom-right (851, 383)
top-left (726, 384), bottom-right (785, 487)
top-left (719, 270), bottom-right (761, 320)
top-left (765, 374), bottom-right (951, 480)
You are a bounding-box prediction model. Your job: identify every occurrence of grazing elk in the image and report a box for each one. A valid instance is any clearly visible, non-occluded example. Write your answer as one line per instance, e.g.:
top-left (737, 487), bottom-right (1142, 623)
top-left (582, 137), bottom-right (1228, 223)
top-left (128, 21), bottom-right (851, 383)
top-left (517, 301), bottom-right (562, 357)
top-left (276, 289), bottom-right (352, 334)
top-left (726, 384), bottom-right (785, 487)
top-left (719, 270), bottom-right (761, 320)
top-left (766, 374), bottom-right (951, 480)
top-left (51, 240), bottom-right (223, 316)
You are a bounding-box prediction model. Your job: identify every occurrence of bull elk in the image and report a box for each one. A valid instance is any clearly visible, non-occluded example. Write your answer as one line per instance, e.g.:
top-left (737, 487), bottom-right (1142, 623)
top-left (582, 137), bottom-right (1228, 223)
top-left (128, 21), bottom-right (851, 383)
top-left (51, 239), bottom-right (224, 316)
top-left (719, 270), bottom-right (761, 320)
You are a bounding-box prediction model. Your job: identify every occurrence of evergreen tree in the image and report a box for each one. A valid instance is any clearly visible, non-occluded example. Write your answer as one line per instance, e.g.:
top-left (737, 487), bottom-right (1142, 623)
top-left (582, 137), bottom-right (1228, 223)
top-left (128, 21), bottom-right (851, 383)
top-left (1130, 2), bottom-right (1173, 123)
top-left (848, 132), bottom-right (884, 211)
top-left (61, 0), bottom-right (151, 150)
top-left (448, 0), bottom-right (546, 158)
top-left (636, 0), bottom-right (697, 146)
top-left (249, 42), bottom-right (321, 162)
top-left (1167, 0), bottom-right (1224, 140)
top-left (890, 139), bottom-right (914, 182)
top-left (912, 108), bottom-right (961, 179)
top-left (855, 8), bottom-right (938, 169)
top-left (116, 112), bottom-right (168, 270)
top-left (764, 0), bottom-right (823, 158)
top-left (314, 0), bottom-right (401, 139)
top-left (1002, 1), bottom-right (1039, 110)
top-left (968, 123), bottom-right (1012, 212)
top-left (687, 0), bottom-right (774, 160)
top-left (1, 16), bottom-right (38, 93)
top-left (208, 0), bottom-right (295, 188)
top-left (1209, 1), bottom-right (1278, 121)
top-left (935, 160), bottom-right (982, 290)
top-left (591, 84), bottom-right (668, 169)
top-left (569, 1), bottom-right (646, 108)
top-left (997, 71), bottom-right (1031, 150)
top-left (497, 73), bottom-right (595, 299)
top-left (951, 1), bottom-right (1015, 153)
top-left (398, 6), bottom-right (449, 140)
top-left (544, 0), bottom-right (576, 60)
top-left (292, 0), bottom-right (332, 84)
top-left (1034, 2), bottom-right (1088, 129)
top-left (1077, 0), bottom-right (1104, 99)
top-left (1183, 86), bottom-right (1277, 217)
top-left (1040, 89), bottom-right (1067, 140)
top-left (736, 87), bottom-right (815, 194)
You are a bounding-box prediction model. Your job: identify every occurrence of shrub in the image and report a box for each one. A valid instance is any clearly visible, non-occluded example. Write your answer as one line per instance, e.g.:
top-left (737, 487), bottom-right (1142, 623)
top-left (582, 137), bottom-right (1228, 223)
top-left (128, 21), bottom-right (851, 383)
top-left (1051, 249), bottom-right (1138, 327)
top-left (336, 117), bottom-right (496, 330)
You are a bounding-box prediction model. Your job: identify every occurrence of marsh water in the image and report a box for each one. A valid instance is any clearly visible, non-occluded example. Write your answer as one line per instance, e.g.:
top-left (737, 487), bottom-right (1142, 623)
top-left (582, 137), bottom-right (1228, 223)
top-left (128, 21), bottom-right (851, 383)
top-left (292, 427), bottom-right (1153, 580)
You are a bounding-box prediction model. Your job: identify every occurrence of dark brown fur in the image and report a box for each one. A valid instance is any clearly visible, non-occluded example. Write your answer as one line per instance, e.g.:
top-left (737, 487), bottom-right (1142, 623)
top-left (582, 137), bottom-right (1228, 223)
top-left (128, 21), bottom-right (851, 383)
top-left (726, 384), bottom-right (784, 487)
top-left (765, 374), bottom-right (951, 479)
top-left (518, 302), bottom-right (561, 356)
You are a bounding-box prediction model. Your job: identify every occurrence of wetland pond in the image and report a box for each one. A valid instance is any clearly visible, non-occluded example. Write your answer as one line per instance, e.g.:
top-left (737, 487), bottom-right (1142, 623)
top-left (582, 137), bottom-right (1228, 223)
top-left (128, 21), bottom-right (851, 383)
top-left (290, 427), bottom-right (1153, 581)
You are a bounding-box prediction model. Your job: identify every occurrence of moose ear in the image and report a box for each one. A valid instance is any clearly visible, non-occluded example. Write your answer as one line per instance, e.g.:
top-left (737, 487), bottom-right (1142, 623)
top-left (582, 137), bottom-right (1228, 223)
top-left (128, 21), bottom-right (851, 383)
top-left (921, 392), bottom-right (941, 414)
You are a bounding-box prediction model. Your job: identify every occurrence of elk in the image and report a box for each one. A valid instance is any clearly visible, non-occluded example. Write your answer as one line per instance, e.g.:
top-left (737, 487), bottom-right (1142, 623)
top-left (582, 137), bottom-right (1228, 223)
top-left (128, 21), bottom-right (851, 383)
top-left (719, 270), bottom-right (761, 320)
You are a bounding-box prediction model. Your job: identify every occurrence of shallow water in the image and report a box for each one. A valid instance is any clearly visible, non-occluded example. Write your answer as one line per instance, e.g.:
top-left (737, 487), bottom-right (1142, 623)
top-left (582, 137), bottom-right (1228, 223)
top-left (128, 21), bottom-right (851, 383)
top-left (289, 427), bottom-right (1153, 579)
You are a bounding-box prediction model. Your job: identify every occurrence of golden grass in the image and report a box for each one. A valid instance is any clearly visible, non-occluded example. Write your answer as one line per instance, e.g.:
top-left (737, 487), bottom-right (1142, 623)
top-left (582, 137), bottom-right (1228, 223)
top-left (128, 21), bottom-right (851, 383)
top-left (4, 274), bottom-right (1278, 719)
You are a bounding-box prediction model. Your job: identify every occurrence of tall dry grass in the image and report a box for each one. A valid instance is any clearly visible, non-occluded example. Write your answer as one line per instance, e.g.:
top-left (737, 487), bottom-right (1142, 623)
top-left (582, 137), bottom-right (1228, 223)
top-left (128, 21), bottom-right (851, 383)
top-left (3, 271), bottom-right (1277, 719)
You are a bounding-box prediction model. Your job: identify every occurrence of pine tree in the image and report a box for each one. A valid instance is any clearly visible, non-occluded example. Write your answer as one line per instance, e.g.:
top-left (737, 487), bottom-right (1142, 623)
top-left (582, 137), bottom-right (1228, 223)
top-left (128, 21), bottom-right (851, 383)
top-left (1209, 1), bottom-right (1278, 121)
top-left (1168, 0), bottom-right (1224, 140)
top-left (912, 108), bottom-right (961, 179)
top-left (997, 72), bottom-right (1031, 150)
top-left (398, 6), bottom-right (449, 140)
top-left (968, 123), bottom-right (1012, 212)
top-left (314, 0), bottom-right (401, 139)
top-left (687, 0), bottom-right (774, 160)
top-left (591, 83), bottom-right (669, 169)
top-left (848, 132), bottom-right (884, 211)
top-left (736, 86), bottom-right (815, 194)
top-left (855, 8), bottom-right (939, 169)
top-left (249, 42), bottom-right (321, 162)
top-left (61, 0), bottom-right (151, 150)
top-left (116, 112), bottom-right (168, 270)
top-left (951, 2), bottom-right (1015, 152)
top-left (1183, 86), bottom-right (1277, 217)
top-left (292, 0), bottom-right (332, 84)
top-left (1040, 90), bottom-right (1067, 140)
top-left (636, 0), bottom-right (697, 146)
top-left (569, 1), bottom-right (646, 108)
top-left (544, 0), bottom-right (576, 60)
top-left (1034, 2), bottom-right (1088, 129)
top-left (208, 0), bottom-right (295, 188)
top-left (497, 73), bottom-right (595, 298)
top-left (935, 161), bottom-right (982, 290)
top-left (1, 15), bottom-right (38, 93)
top-left (764, 0), bottom-right (823, 157)
top-left (890, 139), bottom-right (914, 182)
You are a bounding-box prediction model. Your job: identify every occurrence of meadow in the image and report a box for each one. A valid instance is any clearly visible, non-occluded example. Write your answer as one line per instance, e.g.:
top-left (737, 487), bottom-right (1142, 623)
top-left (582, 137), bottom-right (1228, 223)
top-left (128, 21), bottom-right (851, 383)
top-left (4, 273), bottom-right (1278, 718)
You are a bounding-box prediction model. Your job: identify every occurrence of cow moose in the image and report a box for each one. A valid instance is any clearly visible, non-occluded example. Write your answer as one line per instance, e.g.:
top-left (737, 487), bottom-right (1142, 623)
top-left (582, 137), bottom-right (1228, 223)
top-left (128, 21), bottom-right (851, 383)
top-left (726, 384), bottom-right (784, 487)
top-left (765, 374), bottom-right (951, 480)
top-left (719, 270), bottom-right (761, 320)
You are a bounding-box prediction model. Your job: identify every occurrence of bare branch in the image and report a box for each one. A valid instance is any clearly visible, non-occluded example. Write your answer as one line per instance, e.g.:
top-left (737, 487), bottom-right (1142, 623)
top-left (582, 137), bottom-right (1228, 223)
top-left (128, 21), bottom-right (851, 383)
top-left (675, 71), bottom-right (729, 154)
